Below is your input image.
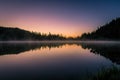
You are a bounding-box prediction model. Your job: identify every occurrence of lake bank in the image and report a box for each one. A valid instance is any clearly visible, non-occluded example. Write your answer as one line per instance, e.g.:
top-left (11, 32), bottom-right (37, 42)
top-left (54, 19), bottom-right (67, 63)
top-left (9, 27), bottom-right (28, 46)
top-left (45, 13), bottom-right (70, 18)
top-left (0, 40), bottom-right (120, 44)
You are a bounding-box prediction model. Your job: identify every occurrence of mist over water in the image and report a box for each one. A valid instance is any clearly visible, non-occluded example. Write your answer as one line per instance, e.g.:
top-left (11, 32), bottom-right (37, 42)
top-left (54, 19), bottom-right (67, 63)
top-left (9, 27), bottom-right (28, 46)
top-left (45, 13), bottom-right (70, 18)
top-left (0, 41), bottom-right (119, 80)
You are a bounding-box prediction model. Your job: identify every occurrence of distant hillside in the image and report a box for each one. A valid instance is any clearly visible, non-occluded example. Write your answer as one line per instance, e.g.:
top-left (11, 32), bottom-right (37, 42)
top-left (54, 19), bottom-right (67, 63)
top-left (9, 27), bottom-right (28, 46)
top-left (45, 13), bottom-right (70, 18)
top-left (79, 18), bottom-right (120, 40)
top-left (0, 26), bottom-right (65, 40)
top-left (1, 17), bottom-right (120, 41)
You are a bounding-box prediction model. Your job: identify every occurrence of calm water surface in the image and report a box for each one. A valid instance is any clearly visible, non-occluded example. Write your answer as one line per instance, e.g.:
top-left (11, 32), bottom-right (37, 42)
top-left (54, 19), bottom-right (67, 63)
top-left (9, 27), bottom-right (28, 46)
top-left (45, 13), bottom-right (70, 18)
top-left (0, 41), bottom-right (120, 80)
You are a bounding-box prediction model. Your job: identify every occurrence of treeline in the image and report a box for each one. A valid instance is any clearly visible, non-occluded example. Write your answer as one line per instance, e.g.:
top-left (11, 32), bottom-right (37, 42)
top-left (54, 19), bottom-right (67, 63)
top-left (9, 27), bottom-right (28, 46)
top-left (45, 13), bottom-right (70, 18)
top-left (0, 17), bottom-right (120, 40)
top-left (78, 18), bottom-right (120, 40)
top-left (0, 27), bottom-right (66, 40)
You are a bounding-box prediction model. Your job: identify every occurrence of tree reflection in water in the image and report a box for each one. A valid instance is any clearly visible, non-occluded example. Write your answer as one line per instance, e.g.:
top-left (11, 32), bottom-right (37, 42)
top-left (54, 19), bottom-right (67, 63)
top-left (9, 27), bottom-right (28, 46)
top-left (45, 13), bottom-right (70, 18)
top-left (0, 42), bottom-right (120, 65)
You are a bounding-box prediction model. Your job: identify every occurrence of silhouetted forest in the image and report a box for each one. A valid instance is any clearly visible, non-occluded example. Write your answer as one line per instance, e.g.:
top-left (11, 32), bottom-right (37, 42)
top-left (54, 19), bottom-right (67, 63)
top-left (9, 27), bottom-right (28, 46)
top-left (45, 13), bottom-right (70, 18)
top-left (78, 18), bottom-right (120, 40)
top-left (0, 27), bottom-right (66, 40)
top-left (0, 18), bottom-right (120, 40)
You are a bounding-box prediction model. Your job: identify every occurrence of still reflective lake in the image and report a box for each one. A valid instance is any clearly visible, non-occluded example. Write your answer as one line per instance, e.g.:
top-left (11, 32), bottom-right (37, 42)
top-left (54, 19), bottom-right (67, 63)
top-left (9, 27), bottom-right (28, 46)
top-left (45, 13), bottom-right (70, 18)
top-left (0, 41), bottom-right (120, 80)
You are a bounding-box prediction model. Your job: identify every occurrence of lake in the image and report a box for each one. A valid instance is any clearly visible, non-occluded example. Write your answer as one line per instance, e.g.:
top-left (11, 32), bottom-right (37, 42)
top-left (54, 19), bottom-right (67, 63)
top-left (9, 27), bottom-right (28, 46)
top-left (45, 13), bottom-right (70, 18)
top-left (0, 41), bottom-right (120, 80)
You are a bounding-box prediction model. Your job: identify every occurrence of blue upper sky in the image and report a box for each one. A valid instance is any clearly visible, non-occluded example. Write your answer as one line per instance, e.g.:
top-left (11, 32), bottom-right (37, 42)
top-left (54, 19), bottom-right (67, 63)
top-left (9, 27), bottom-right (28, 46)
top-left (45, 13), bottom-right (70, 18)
top-left (0, 0), bottom-right (120, 37)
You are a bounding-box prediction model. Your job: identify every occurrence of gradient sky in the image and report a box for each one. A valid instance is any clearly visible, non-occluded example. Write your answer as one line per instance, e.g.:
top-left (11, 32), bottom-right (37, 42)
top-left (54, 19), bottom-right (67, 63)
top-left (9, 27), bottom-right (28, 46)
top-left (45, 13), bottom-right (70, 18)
top-left (0, 0), bottom-right (120, 37)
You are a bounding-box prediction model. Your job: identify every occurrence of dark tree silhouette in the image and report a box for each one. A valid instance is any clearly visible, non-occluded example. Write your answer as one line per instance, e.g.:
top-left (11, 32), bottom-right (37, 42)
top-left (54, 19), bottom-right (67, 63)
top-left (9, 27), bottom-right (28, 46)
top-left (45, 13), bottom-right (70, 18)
top-left (79, 18), bottom-right (120, 40)
top-left (0, 26), bottom-right (66, 41)
top-left (1, 17), bottom-right (120, 41)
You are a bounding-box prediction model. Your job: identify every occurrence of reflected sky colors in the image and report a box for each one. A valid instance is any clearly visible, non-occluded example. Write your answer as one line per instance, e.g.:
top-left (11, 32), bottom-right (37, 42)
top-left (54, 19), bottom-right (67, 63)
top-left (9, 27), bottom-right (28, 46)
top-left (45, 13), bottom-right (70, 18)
top-left (0, 0), bottom-right (120, 37)
top-left (0, 43), bottom-right (112, 70)
top-left (0, 42), bottom-right (119, 80)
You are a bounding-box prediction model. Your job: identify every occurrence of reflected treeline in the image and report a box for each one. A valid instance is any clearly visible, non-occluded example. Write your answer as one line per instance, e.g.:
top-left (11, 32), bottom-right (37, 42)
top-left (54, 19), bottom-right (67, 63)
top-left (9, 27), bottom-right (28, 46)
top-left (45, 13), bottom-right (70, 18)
top-left (1, 42), bottom-right (120, 65)
top-left (80, 43), bottom-right (120, 64)
top-left (0, 43), bottom-right (68, 55)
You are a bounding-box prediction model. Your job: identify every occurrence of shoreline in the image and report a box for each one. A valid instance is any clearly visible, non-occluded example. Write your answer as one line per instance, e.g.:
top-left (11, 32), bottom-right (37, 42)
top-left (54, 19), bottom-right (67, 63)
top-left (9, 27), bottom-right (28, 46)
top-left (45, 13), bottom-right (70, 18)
top-left (0, 40), bottom-right (120, 44)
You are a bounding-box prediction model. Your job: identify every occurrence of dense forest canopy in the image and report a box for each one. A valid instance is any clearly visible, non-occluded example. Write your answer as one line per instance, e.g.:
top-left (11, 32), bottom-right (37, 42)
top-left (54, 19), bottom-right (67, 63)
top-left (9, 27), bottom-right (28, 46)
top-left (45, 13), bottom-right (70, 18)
top-left (79, 18), bottom-right (120, 40)
top-left (0, 26), bottom-right (66, 40)
top-left (0, 18), bottom-right (120, 40)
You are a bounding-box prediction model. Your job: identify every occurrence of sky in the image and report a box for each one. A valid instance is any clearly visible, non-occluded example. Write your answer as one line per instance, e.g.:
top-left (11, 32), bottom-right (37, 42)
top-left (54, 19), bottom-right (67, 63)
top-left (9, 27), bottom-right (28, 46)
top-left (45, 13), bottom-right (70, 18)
top-left (0, 0), bottom-right (120, 37)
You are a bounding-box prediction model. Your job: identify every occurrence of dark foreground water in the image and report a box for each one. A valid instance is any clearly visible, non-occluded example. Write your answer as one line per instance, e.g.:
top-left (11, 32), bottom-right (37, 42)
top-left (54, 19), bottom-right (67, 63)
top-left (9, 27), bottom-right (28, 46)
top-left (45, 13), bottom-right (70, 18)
top-left (0, 41), bottom-right (120, 80)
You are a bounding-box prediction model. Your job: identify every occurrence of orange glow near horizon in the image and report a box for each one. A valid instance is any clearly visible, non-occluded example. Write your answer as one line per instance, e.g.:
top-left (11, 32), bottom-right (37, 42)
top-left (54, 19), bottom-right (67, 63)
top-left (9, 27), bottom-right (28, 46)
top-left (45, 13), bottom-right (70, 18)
top-left (0, 0), bottom-right (120, 37)
top-left (0, 13), bottom-right (94, 37)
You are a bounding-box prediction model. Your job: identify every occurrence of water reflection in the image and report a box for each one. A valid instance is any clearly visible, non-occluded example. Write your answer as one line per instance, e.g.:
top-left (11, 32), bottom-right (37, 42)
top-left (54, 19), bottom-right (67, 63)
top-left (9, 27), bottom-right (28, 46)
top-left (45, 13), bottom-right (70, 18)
top-left (80, 43), bottom-right (120, 64)
top-left (0, 41), bottom-right (119, 80)
top-left (1, 42), bottom-right (120, 65)
top-left (0, 43), bottom-right (66, 55)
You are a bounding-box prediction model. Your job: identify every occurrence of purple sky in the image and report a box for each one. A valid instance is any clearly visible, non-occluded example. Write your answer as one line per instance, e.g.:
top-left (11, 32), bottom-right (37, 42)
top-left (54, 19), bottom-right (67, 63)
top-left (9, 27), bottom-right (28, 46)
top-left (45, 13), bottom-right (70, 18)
top-left (0, 0), bottom-right (120, 37)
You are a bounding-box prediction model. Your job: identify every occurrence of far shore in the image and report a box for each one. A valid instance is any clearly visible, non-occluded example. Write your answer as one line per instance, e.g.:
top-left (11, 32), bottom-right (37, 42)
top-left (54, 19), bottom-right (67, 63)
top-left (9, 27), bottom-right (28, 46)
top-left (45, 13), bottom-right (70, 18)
top-left (0, 40), bottom-right (120, 44)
